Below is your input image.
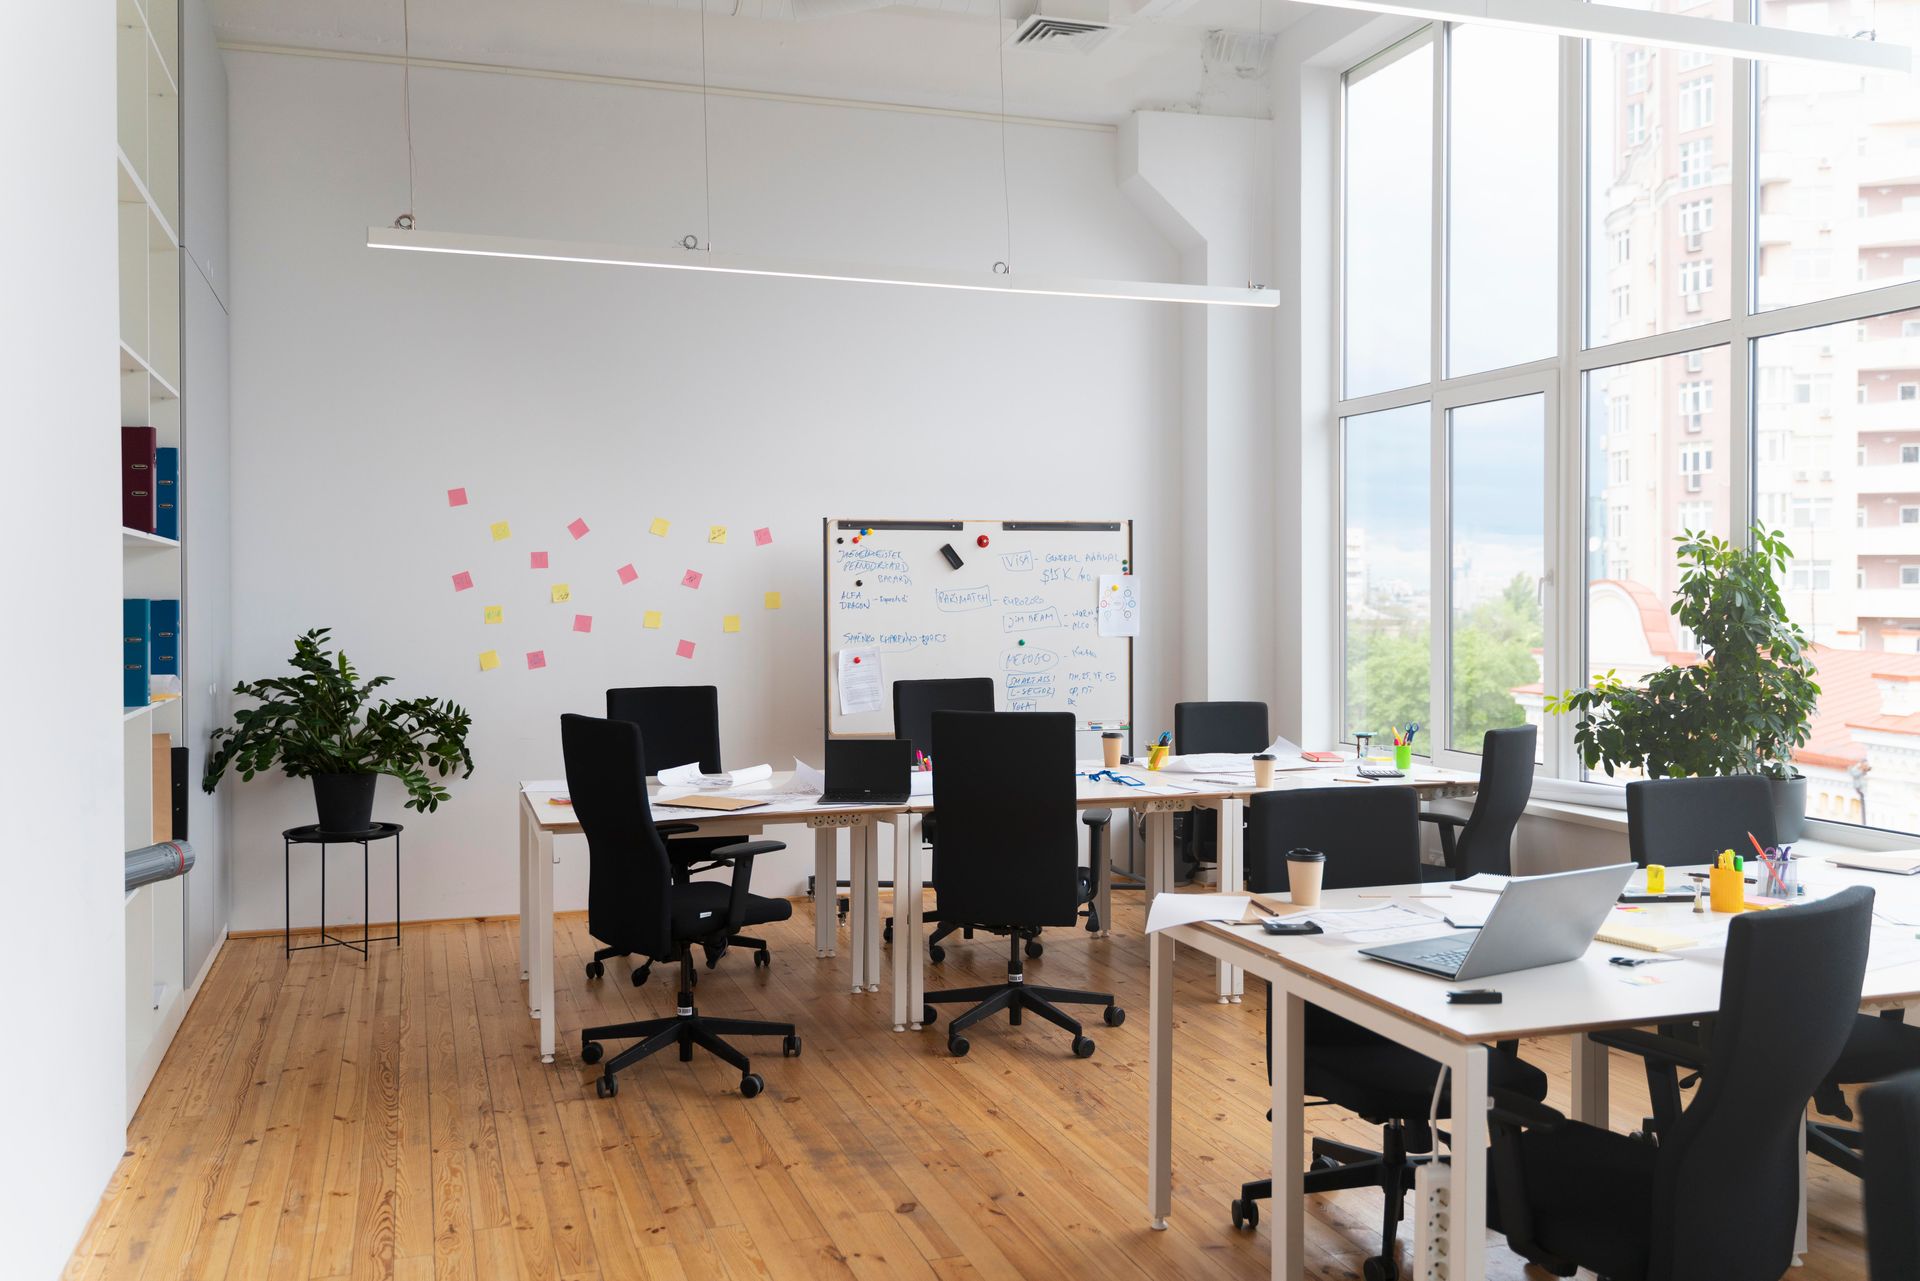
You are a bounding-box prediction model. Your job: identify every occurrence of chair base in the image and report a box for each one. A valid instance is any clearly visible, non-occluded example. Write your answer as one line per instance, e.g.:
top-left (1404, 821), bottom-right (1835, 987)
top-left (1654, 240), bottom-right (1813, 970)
top-left (1807, 1119), bottom-right (1866, 1177)
top-left (923, 936), bottom-right (1120, 1057)
top-left (1234, 1127), bottom-right (1426, 1281)
top-left (581, 953), bottom-right (796, 1098)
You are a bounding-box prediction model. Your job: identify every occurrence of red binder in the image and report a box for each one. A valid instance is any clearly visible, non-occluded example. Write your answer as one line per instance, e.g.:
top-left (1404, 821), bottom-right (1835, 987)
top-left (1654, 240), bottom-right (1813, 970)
top-left (121, 425), bottom-right (156, 532)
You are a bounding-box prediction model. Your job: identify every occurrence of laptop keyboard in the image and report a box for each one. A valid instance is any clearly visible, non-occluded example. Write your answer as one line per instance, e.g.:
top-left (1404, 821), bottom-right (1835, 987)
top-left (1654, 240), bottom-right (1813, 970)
top-left (1412, 946), bottom-right (1470, 970)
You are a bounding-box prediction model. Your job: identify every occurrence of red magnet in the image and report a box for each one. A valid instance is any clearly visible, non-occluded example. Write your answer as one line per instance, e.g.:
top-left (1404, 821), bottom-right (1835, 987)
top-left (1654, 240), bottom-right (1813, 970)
top-left (977, 534), bottom-right (990, 548)
top-left (852, 656), bottom-right (862, 664)
top-left (852, 535), bottom-right (861, 543)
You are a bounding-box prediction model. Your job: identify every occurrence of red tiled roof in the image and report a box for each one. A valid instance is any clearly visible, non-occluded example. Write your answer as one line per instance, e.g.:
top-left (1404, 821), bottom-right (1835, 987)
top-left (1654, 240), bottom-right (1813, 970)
top-left (1802, 645), bottom-right (1920, 767)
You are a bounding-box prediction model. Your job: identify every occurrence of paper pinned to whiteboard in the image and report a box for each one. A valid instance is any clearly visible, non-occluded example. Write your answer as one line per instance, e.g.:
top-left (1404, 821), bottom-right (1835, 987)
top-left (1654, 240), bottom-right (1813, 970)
top-left (837, 646), bottom-right (884, 715)
top-left (1097, 574), bottom-right (1140, 637)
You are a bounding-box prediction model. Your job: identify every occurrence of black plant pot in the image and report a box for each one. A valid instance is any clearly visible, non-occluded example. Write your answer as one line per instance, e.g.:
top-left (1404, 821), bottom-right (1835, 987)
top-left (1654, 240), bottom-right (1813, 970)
top-left (312, 773), bottom-right (377, 834)
top-left (1768, 773), bottom-right (1808, 845)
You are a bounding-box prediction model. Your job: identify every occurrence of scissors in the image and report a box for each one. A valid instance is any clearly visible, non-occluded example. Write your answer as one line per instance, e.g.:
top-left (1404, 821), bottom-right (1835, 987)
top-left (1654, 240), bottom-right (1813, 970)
top-left (1081, 769), bottom-right (1145, 787)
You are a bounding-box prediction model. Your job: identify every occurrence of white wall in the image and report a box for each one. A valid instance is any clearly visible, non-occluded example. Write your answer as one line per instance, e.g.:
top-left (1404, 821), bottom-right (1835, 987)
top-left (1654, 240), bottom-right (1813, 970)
top-left (225, 50), bottom-right (1187, 930)
top-left (0, 9), bottom-right (132, 1277)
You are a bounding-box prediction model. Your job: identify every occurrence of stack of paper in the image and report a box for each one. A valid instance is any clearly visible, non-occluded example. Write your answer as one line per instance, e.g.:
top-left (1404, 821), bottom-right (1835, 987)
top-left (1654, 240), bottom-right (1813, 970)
top-left (657, 761), bottom-right (773, 788)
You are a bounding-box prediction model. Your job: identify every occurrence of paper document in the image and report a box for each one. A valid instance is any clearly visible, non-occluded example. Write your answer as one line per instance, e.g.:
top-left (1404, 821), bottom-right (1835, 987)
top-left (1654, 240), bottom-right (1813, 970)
top-left (1290, 904), bottom-right (1445, 938)
top-left (793, 757), bottom-right (826, 793)
top-left (1160, 752), bottom-right (1257, 774)
top-left (837, 647), bottom-right (885, 715)
top-left (1146, 893), bottom-right (1251, 933)
top-left (1264, 734), bottom-right (1304, 758)
top-left (656, 761), bottom-right (774, 789)
top-left (522, 779), bottom-right (569, 793)
top-left (1450, 873), bottom-right (1512, 895)
top-left (1096, 574), bottom-right (1141, 637)
top-left (1440, 895), bottom-right (1496, 928)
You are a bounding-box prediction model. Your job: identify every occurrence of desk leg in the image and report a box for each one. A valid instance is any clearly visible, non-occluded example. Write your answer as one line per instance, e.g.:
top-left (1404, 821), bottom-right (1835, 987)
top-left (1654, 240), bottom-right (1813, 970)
top-left (814, 827), bottom-right (836, 959)
top-left (1147, 927), bottom-right (1174, 1231)
top-left (518, 804), bottom-right (532, 981)
top-left (1796, 1106), bottom-right (1809, 1261)
top-left (893, 814), bottom-right (921, 1031)
top-left (1217, 799), bottom-right (1244, 1003)
top-left (533, 825), bottom-right (557, 1064)
top-left (1570, 1033), bottom-right (1610, 1128)
top-left (1095, 815), bottom-right (1114, 939)
top-left (1447, 1044), bottom-right (1491, 1281)
top-left (1145, 811), bottom-right (1173, 901)
top-left (1273, 985), bottom-right (1305, 1280)
top-left (846, 825), bottom-right (867, 993)
top-left (863, 821), bottom-right (882, 994)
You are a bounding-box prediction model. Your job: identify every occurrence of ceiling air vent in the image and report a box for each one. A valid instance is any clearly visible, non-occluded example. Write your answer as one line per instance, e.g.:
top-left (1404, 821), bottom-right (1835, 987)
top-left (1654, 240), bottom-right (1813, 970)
top-left (1008, 13), bottom-right (1117, 51)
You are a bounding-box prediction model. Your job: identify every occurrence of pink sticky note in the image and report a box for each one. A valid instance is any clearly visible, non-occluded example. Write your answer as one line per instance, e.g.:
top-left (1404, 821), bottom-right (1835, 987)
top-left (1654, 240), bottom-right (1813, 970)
top-left (573, 614), bottom-right (593, 634)
top-left (529, 550), bottom-right (549, 570)
top-left (447, 487), bottom-right (468, 507)
top-left (676, 639), bottom-right (696, 659)
top-left (568, 518), bottom-right (590, 540)
top-left (526, 650), bottom-right (546, 670)
top-left (617, 563), bottom-right (638, 585)
top-left (681, 569), bottom-right (703, 589)
top-left (451, 570), bottom-right (473, 592)
top-left (754, 527), bottom-right (772, 547)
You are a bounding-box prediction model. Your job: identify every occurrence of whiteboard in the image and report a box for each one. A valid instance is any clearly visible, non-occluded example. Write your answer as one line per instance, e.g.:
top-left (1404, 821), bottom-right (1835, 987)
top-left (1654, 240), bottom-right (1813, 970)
top-left (823, 518), bottom-right (1134, 740)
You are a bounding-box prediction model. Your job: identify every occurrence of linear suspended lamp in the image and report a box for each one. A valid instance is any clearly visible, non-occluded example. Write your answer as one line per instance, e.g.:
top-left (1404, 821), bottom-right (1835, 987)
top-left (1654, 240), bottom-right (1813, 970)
top-left (365, 226), bottom-right (1281, 309)
top-left (1312, 0), bottom-right (1910, 72)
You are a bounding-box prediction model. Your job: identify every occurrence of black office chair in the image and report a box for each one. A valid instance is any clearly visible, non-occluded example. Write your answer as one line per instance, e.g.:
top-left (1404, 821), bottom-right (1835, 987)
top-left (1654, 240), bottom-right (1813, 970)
top-left (1173, 700), bottom-right (1268, 884)
top-left (600, 685), bottom-right (772, 985)
top-left (884, 677), bottom-right (993, 958)
top-left (1233, 787), bottom-right (1549, 1281)
top-left (1418, 723), bottom-right (1535, 883)
top-left (561, 713), bottom-right (799, 1099)
top-left (920, 711), bottom-right (1122, 1057)
top-left (1625, 774), bottom-right (1776, 867)
top-left (1862, 1068), bottom-right (1920, 1279)
top-left (1488, 885), bottom-right (1873, 1281)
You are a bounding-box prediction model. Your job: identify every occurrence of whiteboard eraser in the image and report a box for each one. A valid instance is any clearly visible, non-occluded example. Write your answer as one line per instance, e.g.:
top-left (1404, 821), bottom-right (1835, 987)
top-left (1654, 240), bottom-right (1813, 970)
top-left (939, 543), bottom-right (964, 569)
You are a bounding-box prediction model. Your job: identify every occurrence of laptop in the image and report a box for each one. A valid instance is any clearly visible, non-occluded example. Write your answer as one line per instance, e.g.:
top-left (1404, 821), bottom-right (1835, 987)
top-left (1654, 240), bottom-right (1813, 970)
top-left (1359, 862), bottom-right (1636, 981)
top-left (818, 738), bottom-right (912, 806)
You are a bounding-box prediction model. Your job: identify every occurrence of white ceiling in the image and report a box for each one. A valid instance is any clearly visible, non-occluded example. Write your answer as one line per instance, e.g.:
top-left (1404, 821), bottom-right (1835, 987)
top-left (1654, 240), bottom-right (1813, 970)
top-left (211, 0), bottom-right (1311, 123)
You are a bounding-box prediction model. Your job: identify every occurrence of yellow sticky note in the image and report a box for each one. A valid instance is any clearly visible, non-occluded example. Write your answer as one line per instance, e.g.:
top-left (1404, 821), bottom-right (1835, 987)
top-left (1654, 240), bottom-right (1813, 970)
top-left (708, 525), bottom-right (727, 545)
top-left (650, 517), bottom-right (670, 537)
top-left (483, 605), bottom-right (503, 624)
top-left (723, 615), bottom-right (741, 634)
top-left (550, 583), bottom-right (570, 604)
top-left (764, 591), bottom-right (782, 610)
top-left (478, 650), bottom-right (500, 671)
top-left (642, 610), bottom-right (662, 629)
top-left (490, 520), bottom-right (511, 541)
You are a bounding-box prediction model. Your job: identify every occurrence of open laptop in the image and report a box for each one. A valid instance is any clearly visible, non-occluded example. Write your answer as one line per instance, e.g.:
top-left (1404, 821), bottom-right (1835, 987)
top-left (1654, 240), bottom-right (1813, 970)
top-left (1359, 862), bottom-right (1636, 981)
top-left (818, 738), bottom-right (912, 806)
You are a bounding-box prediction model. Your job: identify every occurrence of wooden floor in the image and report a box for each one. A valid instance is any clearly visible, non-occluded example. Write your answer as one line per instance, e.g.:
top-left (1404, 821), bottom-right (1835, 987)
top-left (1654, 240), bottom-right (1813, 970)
top-left (68, 894), bottom-right (1872, 1281)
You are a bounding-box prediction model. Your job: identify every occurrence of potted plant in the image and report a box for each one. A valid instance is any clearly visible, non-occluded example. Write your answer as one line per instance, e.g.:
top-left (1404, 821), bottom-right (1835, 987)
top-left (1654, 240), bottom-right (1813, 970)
top-left (203, 629), bottom-right (476, 833)
top-left (1546, 526), bottom-right (1821, 842)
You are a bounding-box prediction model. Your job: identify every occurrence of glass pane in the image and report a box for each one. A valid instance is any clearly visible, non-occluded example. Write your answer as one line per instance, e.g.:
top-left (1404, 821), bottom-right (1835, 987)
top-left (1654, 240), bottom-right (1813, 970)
top-left (1345, 404), bottom-right (1432, 744)
top-left (1581, 348), bottom-right (1732, 778)
top-left (1756, 307), bottom-right (1920, 831)
top-left (1448, 394), bottom-right (1545, 756)
top-left (1586, 1), bottom-right (1737, 345)
top-left (1447, 24), bottom-right (1559, 376)
top-left (1344, 39), bottom-right (1433, 398)
top-left (1756, 1), bottom-right (1920, 311)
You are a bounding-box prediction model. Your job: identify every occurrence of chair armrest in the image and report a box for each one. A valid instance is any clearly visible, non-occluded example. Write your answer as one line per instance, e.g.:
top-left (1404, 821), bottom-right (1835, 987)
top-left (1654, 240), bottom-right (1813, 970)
top-left (1488, 1087), bottom-right (1566, 1133)
top-left (1589, 1027), bottom-right (1710, 1072)
top-left (711, 839), bottom-right (784, 861)
top-left (655, 822), bottom-right (702, 837)
top-left (1082, 808), bottom-right (1113, 827)
top-left (714, 840), bottom-right (786, 931)
top-left (1418, 812), bottom-right (1467, 831)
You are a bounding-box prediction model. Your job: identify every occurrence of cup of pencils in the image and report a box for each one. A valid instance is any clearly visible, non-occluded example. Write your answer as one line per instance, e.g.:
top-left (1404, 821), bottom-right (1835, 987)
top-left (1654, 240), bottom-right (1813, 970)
top-left (1146, 730), bottom-right (1171, 771)
top-left (1392, 724), bottom-right (1414, 771)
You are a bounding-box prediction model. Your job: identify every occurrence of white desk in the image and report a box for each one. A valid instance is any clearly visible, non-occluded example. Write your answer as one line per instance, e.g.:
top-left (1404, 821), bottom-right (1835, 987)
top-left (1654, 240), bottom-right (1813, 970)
top-left (1146, 861), bottom-right (1920, 1279)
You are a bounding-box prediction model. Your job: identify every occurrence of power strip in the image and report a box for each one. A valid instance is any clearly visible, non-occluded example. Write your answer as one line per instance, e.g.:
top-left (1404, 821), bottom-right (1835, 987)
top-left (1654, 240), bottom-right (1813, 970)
top-left (1410, 1161), bottom-right (1451, 1280)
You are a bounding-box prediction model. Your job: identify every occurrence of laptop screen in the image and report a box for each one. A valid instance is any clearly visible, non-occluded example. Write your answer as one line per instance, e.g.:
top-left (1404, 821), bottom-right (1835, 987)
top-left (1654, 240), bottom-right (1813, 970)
top-left (824, 738), bottom-right (912, 796)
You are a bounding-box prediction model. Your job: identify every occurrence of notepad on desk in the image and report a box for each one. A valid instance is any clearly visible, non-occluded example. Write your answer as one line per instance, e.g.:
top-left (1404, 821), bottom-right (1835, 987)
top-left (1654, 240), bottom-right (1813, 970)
top-left (1594, 923), bottom-right (1700, 953)
top-left (663, 793), bottom-right (769, 813)
top-left (1449, 873), bottom-right (1511, 894)
top-left (1825, 849), bottom-right (1920, 876)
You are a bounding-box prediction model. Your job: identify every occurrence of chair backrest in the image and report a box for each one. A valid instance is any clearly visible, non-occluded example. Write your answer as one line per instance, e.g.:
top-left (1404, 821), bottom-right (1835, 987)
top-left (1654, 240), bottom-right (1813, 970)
top-left (893, 677), bottom-right (995, 757)
top-left (1245, 787), bottom-right (1422, 894)
top-left (1451, 724), bottom-right (1537, 877)
top-left (1626, 775), bottom-right (1777, 868)
top-left (561, 713), bottom-right (675, 957)
top-left (929, 710), bottom-right (1080, 928)
top-left (1863, 1068), bottom-right (1920, 1281)
top-left (1174, 701), bottom-right (1270, 755)
top-left (1648, 885), bottom-right (1873, 1281)
top-left (605, 685), bottom-right (722, 775)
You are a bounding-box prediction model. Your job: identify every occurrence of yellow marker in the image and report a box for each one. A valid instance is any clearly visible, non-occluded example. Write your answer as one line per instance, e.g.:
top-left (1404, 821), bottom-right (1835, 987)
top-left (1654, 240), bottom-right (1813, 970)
top-left (550, 583), bottom-right (570, 604)
top-left (483, 605), bottom-right (503, 624)
top-left (650, 517), bottom-right (670, 537)
top-left (478, 650), bottom-right (500, 671)
top-left (642, 610), bottom-right (663, 629)
top-left (709, 525), bottom-right (727, 545)
top-left (489, 520), bottom-right (511, 541)
top-left (723, 615), bottom-right (742, 634)
top-left (764, 591), bottom-right (782, 610)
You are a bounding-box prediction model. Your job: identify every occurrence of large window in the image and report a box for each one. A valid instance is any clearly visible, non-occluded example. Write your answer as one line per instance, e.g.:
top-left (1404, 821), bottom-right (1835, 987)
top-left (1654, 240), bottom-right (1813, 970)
top-left (1343, 404), bottom-right (1432, 739)
top-left (1344, 35), bottom-right (1433, 398)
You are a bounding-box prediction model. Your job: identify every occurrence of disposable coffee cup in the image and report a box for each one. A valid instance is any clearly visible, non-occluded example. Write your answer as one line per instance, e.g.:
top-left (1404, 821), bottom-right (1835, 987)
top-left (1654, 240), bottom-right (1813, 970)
top-left (1252, 753), bottom-right (1276, 788)
top-left (1287, 848), bottom-right (1327, 907)
top-left (1102, 732), bottom-right (1124, 768)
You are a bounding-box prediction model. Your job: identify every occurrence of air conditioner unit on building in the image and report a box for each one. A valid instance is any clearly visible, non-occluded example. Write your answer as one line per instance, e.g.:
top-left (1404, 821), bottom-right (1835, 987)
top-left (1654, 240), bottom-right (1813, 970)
top-left (1685, 292), bottom-right (1704, 313)
top-left (1686, 473), bottom-right (1704, 492)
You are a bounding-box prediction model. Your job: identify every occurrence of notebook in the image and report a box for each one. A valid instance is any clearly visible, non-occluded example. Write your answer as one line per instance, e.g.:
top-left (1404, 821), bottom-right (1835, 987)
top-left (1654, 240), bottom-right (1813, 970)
top-left (1593, 923), bottom-right (1698, 952)
top-left (1824, 849), bottom-right (1920, 876)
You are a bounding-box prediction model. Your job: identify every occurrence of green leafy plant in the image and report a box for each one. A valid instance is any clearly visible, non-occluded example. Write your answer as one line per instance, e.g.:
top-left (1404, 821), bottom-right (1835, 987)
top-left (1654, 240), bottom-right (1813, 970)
top-left (202, 629), bottom-right (475, 812)
top-left (1546, 526), bottom-right (1820, 781)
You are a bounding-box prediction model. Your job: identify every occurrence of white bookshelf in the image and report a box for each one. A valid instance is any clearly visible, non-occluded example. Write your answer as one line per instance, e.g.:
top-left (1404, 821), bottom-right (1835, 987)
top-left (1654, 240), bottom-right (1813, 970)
top-left (119, 0), bottom-right (188, 1123)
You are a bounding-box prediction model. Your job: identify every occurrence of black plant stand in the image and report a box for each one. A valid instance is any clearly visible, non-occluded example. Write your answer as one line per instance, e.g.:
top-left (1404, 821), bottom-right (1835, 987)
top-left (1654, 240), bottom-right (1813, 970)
top-left (283, 822), bottom-right (403, 957)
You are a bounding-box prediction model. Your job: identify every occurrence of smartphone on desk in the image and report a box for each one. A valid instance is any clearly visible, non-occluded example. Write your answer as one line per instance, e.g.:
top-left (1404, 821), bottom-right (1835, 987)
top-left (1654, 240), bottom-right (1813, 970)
top-left (1259, 919), bottom-right (1323, 936)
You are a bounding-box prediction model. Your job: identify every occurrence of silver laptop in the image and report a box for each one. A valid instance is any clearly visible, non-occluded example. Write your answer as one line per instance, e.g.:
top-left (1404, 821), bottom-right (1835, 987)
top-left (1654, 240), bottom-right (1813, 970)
top-left (1359, 862), bottom-right (1636, 981)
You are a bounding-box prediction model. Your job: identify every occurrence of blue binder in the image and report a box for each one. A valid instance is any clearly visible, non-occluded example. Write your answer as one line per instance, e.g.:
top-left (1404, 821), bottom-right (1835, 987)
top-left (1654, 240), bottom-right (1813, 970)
top-left (150, 599), bottom-right (179, 677)
top-left (123, 599), bottom-right (150, 709)
top-left (154, 447), bottom-right (179, 541)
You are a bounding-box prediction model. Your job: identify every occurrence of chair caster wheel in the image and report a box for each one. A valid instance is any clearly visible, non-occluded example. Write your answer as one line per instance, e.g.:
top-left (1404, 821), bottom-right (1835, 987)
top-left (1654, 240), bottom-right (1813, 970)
top-left (1310, 1154), bottom-right (1340, 1173)
top-left (883, 924), bottom-right (894, 943)
top-left (1104, 1006), bottom-right (1126, 1027)
top-left (1025, 939), bottom-right (1044, 959)
top-left (1072, 1036), bottom-right (1096, 1059)
top-left (755, 950), bottom-right (771, 969)
top-left (782, 1035), bottom-right (802, 1058)
top-left (585, 959), bottom-right (604, 980)
top-left (1230, 1198), bottom-right (1259, 1231)
top-left (740, 1073), bottom-right (764, 1098)
top-left (1362, 1257), bottom-right (1397, 1281)
top-left (595, 1075), bottom-right (617, 1099)
top-left (922, 1004), bottom-right (937, 1026)
top-left (580, 1041), bottom-right (604, 1065)
top-left (947, 1035), bottom-right (970, 1057)
top-left (632, 964), bottom-right (650, 988)
top-left (705, 952), bottom-right (721, 970)
top-left (928, 944), bottom-right (946, 964)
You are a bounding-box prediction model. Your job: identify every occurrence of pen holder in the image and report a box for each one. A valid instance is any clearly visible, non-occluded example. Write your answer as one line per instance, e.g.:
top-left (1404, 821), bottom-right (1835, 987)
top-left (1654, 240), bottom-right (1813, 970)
top-left (1393, 744), bottom-right (1413, 771)
top-left (1709, 865), bottom-right (1745, 914)
top-left (1146, 743), bottom-right (1169, 771)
